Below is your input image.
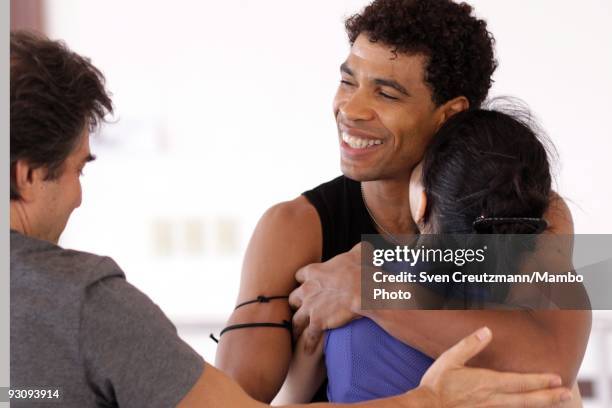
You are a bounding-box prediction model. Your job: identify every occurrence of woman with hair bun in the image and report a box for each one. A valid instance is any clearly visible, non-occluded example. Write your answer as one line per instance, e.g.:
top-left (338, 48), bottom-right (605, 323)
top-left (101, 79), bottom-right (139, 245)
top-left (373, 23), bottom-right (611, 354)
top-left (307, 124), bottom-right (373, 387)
top-left (278, 108), bottom-right (586, 407)
top-left (325, 108), bottom-right (558, 401)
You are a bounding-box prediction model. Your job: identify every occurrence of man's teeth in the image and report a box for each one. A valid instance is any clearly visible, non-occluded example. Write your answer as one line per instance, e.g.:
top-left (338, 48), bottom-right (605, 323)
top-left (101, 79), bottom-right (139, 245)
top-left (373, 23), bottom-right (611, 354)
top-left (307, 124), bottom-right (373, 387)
top-left (342, 133), bottom-right (383, 149)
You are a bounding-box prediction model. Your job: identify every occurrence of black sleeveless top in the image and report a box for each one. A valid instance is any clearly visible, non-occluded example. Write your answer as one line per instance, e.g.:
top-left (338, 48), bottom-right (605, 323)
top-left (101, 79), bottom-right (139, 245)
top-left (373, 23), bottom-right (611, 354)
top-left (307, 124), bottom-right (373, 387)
top-left (303, 175), bottom-right (378, 262)
top-left (301, 175), bottom-right (378, 402)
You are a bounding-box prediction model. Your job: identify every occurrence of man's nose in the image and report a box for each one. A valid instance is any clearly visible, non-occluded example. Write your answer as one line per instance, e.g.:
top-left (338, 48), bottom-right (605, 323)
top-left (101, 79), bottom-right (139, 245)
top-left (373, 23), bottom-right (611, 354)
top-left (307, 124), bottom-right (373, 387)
top-left (339, 90), bottom-right (375, 122)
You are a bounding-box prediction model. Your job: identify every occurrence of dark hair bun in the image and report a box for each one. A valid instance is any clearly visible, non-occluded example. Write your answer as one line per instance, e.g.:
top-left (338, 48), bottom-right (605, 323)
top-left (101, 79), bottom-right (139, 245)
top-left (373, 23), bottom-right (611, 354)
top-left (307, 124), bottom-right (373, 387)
top-left (421, 107), bottom-right (553, 234)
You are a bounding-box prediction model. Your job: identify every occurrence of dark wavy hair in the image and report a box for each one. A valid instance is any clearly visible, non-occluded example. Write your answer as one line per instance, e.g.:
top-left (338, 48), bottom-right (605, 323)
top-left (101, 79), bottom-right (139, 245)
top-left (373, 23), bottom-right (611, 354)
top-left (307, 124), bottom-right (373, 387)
top-left (421, 108), bottom-right (553, 234)
top-left (10, 30), bottom-right (113, 199)
top-left (345, 0), bottom-right (497, 108)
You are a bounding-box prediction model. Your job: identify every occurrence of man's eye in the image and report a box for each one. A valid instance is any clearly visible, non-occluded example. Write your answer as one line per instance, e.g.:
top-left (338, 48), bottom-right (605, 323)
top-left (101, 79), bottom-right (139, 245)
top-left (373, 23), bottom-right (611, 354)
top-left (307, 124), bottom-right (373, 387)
top-left (340, 79), bottom-right (354, 86)
top-left (380, 92), bottom-right (399, 101)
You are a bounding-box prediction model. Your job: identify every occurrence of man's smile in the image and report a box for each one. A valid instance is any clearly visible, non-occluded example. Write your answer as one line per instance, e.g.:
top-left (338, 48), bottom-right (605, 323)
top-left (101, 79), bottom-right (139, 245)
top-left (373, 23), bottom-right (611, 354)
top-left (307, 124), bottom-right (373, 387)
top-left (341, 132), bottom-right (384, 149)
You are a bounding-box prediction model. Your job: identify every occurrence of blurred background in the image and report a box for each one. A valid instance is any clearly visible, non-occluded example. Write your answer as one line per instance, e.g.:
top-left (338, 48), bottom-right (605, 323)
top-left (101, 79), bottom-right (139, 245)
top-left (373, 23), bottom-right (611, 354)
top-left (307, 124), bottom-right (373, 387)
top-left (11, 0), bottom-right (612, 406)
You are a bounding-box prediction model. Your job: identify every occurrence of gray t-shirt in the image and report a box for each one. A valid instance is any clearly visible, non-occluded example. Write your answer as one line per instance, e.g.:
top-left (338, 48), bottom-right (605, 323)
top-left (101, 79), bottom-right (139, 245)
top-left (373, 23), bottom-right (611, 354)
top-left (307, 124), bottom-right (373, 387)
top-left (10, 231), bottom-right (204, 407)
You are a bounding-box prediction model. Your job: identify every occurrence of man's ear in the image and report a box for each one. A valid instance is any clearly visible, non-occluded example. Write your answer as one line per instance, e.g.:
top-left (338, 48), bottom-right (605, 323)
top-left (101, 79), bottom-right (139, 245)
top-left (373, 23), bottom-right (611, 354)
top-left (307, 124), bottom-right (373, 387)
top-left (13, 160), bottom-right (45, 202)
top-left (437, 96), bottom-right (469, 127)
top-left (415, 190), bottom-right (428, 225)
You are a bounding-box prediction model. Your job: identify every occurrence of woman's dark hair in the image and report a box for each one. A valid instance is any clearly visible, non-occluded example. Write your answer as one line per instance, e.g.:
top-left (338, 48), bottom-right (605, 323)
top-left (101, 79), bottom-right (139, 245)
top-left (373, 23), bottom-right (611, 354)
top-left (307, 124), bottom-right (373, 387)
top-left (10, 30), bottom-right (113, 199)
top-left (421, 108), bottom-right (553, 234)
top-left (418, 107), bottom-right (554, 305)
top-left (345, 0), bottom-right (497, 108)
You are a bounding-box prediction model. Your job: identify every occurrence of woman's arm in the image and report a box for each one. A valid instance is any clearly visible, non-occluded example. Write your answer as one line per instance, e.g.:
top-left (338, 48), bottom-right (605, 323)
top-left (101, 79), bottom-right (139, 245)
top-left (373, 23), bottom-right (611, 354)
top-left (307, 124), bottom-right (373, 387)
top-left (273, 334), bottom-right (327, 405)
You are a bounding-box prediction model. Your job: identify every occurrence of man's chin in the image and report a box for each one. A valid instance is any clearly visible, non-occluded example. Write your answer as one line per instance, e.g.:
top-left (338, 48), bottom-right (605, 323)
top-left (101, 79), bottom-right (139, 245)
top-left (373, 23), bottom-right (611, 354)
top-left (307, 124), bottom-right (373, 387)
top-left (340, 163), bottom-right (382, 183)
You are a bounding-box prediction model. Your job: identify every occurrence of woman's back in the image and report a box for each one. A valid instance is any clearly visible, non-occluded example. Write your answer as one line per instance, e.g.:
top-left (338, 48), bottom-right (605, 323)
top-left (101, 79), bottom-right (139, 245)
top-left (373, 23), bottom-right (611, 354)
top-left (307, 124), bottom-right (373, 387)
top-left (325, 318), bottom-right (433, 402)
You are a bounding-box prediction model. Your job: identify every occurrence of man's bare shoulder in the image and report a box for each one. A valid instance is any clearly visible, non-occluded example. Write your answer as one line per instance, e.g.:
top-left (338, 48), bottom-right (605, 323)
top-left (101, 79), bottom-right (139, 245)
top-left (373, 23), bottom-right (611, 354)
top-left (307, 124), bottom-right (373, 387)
top-left (250, 195), bottom-right (321, 263)
top-left (261, 195), bottom-right (320, 233)
top-left (237, 196), bottom-right (322, 297)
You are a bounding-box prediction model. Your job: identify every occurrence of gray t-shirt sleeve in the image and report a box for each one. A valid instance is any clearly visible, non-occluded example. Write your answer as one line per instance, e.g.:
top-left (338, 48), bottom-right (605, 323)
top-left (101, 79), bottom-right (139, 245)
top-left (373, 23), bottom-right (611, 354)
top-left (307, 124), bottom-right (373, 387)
top-left (79, 262), bottom-right (204, 408)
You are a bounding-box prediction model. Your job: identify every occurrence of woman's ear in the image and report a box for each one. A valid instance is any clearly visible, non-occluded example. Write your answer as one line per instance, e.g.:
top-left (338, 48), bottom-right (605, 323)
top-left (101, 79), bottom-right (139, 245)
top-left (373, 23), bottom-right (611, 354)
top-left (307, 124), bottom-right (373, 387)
top-left (415, 190), bottom-right (428, 225)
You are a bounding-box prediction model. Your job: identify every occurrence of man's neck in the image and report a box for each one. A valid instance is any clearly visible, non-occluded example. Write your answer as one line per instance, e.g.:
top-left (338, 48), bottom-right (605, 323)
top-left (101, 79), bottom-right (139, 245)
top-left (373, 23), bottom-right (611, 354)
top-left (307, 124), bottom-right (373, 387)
top-left (9, 200), bottom-right (44, 240)
top-left (362, 178), bottom-right (417, 236)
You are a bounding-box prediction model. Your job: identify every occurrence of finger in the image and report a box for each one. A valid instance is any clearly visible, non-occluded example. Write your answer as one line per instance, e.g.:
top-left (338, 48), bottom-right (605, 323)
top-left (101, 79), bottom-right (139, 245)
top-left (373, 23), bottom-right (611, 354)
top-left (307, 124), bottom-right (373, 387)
top-left (488, 371), bottom-right (563, 393)
top-left (488, 387), bottom-right (572, 408)
top-left (360, 240), bottom-right (376, 253)
top-left (360, 241), bottom-right (376, 265)
top-left (303, 322), bottom-right (324, 355)
top-left (288, 286), bottom-right (304, 310)
top-left (295, 265), bottom-right (312, 284)
top-left (437, 327), bottom-right (492, 367)
top-left (291, 305), bottom-right (310, 340)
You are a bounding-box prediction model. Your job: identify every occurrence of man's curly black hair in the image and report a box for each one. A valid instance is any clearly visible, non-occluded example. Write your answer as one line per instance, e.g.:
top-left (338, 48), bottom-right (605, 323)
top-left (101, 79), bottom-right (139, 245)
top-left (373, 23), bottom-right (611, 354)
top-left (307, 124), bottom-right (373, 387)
top-left (345, 0), bottom-right (497, 108)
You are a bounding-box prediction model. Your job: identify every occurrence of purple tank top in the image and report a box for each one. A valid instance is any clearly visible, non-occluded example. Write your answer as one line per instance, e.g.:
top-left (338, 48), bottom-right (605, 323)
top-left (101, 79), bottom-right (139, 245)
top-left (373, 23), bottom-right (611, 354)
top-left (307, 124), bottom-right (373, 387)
top-left (324, 317), bottom-right (434, 402)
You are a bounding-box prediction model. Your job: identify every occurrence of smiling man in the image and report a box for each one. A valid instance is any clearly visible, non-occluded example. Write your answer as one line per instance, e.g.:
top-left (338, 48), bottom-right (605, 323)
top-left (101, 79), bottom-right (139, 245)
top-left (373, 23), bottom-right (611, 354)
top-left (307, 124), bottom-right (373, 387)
top-left (216, 0), bottom-right (590, 404)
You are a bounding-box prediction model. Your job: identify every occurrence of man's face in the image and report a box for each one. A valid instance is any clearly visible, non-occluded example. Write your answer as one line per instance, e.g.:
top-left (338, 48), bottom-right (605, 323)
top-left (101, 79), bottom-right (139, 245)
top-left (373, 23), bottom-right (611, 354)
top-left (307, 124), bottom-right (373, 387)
top-left (333, 34), bottom-right (444, 182)
top-left (36, 130), bottom-right (94, 243)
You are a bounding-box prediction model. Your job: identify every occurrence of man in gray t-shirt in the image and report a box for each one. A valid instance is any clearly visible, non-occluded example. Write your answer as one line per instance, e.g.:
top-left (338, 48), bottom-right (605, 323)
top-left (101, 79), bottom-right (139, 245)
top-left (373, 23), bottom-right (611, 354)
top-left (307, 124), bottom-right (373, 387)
top-left (11, 230), bottom-right (204, 407)
top-left (8, 30), bottom-right (572, 408)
